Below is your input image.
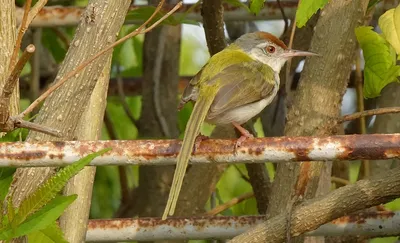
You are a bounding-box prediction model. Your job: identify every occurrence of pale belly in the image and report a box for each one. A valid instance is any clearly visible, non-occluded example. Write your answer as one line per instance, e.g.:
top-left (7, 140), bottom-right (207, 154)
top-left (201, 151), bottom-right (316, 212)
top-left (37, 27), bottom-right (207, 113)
top-left (206, 87), bottom-right (278, 125)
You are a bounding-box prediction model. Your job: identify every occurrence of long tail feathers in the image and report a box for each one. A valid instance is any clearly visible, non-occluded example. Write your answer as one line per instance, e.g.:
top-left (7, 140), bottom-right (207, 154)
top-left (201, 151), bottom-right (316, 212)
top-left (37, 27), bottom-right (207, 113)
top-left (162, 96), bottom-right (214, 220)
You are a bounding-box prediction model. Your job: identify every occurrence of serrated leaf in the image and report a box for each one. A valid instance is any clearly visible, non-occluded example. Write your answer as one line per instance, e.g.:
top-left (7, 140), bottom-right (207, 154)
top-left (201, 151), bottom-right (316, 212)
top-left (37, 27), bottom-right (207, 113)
top-left (12, 148), bottom-right (110, 226)
top-left (249, 0), bottom-right (264, 15)
top-left (296, 0), bottom-right (329, 28)
top-left (378, 6), bottom-right (400, 54)
top-left (355, 26), bottom-right (400, 98)
top-left (0, 195), bottom-right (76, 240)
top-left (27, 222), bottom-right (68, 243)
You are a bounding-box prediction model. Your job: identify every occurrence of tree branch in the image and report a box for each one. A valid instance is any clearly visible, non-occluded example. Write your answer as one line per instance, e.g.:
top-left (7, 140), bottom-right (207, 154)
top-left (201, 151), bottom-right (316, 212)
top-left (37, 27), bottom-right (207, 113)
top-left (229, 166), bottom-right (400, 243)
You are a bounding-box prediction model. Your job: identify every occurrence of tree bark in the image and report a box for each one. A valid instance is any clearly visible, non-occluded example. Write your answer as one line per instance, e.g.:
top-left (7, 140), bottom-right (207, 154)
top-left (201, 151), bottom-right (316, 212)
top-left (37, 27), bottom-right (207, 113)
top-left (6, 1), bottom-right (130, 242)
top-left (131, 0), bottom-right (181, 218)
top-left (59, 55), bottom-right (112, 243)
top-left (369, 83), bottom-right (400, 174)
top-left (0, 0), bottom-right (19, 119)
top-left (266, 1), bottom-right (369, 242)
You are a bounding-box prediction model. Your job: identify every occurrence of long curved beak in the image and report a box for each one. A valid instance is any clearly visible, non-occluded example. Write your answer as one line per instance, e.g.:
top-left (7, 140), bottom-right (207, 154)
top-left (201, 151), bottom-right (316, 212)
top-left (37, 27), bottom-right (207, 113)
top-left (280, 49), bottom-right (321, 58)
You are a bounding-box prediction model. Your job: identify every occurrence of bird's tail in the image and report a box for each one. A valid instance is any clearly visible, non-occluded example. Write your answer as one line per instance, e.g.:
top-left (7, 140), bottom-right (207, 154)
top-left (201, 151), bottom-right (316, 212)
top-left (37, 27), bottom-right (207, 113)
top-left (162, 96), bottom-right (214, 220)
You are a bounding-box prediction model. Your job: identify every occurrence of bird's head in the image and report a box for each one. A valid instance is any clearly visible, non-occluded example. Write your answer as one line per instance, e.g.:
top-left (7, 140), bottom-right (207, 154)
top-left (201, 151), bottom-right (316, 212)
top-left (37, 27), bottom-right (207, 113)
top-left (234, 31), bottom-right (319, 73)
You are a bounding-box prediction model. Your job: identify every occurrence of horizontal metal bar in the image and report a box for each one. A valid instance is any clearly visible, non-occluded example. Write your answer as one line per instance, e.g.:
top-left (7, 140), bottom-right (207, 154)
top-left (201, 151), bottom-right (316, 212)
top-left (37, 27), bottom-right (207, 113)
top-left (0, 134), bottom-right (399, 167)
top-left (85, 211), bottom-right (400, 241)
top-left (16, 1), bottom-right (394, 27)
top-left (16, 2), bottom-right (297, 27)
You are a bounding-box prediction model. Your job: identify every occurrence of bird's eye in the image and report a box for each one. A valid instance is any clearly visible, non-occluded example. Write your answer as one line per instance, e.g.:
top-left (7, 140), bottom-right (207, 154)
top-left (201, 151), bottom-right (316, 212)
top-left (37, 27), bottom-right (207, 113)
top-left (265, 45), bottom-right (276, 53)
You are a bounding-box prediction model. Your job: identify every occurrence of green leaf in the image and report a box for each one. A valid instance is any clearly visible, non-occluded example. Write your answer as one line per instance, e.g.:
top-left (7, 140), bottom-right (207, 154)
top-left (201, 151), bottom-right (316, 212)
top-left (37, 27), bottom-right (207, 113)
top-left (296, 0), bottom-right (329, 28)
top-left (0, 195), bottom-right (76, 240)
top-left (126, 6), bottom-right (183, 26)
top-left (355, 26), bottom-right (400, 98)
top-left (12, 148), bottom-right (110, 226)
top-left (249, 0), bottom-right (264, 15)
top-left (224, 0), bottom-right (250, 12)
top-left (27, 222), bottom-right (68, 243)
top-left (0, 168), bottom-right (15, 201)
top-left (378, 5), bottom-right (400, 54)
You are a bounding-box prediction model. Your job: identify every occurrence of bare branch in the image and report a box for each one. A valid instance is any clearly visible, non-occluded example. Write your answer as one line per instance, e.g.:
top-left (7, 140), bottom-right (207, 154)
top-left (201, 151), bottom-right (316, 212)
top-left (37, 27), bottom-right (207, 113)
top-left (206, 192), bottom-right (254, 216)
top-left (19, 0), bottom-right (183, 118)
top-left (340, 107), bottom-right (400, 122)
top-left (4, 45), bottom-right (35, 98)
top-left (9, 0), bottom-right (32, 70)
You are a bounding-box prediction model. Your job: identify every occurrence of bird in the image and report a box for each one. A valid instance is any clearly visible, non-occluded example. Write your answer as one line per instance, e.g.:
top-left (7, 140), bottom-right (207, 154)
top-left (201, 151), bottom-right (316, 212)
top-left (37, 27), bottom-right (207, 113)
top-left (162, 31), bottom-right (319, 220)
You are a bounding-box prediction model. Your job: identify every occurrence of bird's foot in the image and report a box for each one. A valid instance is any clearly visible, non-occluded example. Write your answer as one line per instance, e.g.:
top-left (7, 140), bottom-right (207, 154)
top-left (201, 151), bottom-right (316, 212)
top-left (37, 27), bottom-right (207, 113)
top-left (193, 134), bottom-right (209, 154)
top-left (232, 122), bottom-right (254, 154)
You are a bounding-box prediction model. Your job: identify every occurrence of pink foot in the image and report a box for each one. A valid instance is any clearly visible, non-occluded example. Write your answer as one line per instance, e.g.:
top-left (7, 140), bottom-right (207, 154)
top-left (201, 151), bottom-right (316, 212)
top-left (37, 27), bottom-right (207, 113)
top-left (232, 122), bottom-right (254, 153)
top-left (193, 134), bottom-right (209, 154)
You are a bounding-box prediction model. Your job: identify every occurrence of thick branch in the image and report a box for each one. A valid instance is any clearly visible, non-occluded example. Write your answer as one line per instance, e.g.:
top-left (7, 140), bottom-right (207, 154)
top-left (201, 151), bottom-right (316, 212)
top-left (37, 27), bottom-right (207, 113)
top-left (230, 167), bottom-right (400, 243)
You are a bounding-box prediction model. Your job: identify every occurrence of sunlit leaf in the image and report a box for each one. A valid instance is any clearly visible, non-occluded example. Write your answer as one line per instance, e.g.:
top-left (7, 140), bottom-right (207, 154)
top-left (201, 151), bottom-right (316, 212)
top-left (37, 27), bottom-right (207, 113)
top-left (27, 222), bottom-right (68, 243)
top-left (12, 149), bottom-right (110, 226)
top-left (378, 5), bottom-right (400, 54)
top-left (0, 195), bottom-right (76, 240)
top-left (355, 26), bottom-right (400, 98)
top-left (249, 0), bottom-right (264, 15)
top-left (296, 0), bottom-right (329, 28)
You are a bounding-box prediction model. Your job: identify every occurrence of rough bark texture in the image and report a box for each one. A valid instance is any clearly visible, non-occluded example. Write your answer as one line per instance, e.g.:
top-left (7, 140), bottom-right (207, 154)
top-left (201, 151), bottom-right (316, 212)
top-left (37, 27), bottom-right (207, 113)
top-left (201, 0), bottom-right (226, 55)
top-left (266, 0), bottom-right (369, 242)
top-left (229, 166), bottom-right (400, 243)
top-left (369, 83), bottom-right (400, 174)
top-left (6, 1), bottom-right (130, 242)
top-left (59, 56), bottom-right (112, 243)
top-left (0, 0), bottom-right (19, 117)
top-left (132, 4), bottom-right (181, 218)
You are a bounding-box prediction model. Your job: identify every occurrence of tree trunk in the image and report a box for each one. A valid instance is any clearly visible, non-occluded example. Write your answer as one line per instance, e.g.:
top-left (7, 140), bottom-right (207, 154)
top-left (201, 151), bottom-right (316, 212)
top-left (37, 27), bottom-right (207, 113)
top-left (266, 1), bottom-right (369, 243)
top-left (6, 1), bottom-right (130, 242)
top-left (59, 55), bottom-right (112, 243)
top-left (131, 6), bottom-right (181, 218)
top-left (0, 0), bottom-right (19, 119)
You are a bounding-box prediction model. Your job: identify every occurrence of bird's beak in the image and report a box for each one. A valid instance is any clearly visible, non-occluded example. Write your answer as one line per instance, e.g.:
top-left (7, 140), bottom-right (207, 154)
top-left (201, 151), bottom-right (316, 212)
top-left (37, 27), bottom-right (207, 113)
top-left (280, 49), bottom-right (321, 58)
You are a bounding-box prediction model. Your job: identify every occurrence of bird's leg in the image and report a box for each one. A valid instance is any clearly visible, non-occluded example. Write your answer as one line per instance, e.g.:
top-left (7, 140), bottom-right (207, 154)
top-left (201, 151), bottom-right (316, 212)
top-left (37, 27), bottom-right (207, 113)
top-left (193, 134), bottom-right (209, 154)
top-left (232, 122), bottom-right (254, 152)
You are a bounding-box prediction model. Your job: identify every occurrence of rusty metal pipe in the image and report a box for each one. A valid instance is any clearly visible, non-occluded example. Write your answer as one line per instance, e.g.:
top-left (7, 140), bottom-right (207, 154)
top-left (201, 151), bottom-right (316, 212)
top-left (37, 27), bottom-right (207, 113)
top-left (85, 211), bottom-right (400, 242)
top-left (0, 134), bottom-right (399, 167)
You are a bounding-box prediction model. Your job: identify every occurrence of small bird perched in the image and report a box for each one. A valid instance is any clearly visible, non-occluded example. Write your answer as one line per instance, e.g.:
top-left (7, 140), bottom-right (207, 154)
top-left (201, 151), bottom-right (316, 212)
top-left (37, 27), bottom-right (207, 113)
top-left (162, 31), bottom-right (318, 220)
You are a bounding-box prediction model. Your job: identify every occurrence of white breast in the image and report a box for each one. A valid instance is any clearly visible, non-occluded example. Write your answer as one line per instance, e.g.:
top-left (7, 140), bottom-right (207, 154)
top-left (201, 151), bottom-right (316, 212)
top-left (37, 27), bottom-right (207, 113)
top-left (207, 85), bottom-right (279, 125)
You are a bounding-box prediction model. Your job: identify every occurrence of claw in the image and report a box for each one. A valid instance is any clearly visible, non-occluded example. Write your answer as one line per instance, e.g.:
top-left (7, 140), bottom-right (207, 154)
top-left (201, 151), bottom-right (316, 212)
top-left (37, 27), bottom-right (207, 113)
top-left (193, 134), bottom-right (209, 154)
top-left (232, 122), bottom-right (254, 154)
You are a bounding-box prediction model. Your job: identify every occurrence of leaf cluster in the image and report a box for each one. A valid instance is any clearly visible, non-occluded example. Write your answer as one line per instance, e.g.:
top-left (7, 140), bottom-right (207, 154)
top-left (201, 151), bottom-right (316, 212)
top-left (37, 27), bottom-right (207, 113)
top-left (0, 149), bottom-right (109, 242)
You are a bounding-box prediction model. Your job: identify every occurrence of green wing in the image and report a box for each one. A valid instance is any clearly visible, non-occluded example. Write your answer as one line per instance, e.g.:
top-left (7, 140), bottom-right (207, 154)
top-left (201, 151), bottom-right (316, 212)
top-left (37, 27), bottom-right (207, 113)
top-left (179, 48), bottom-right (256, 108)
top-left (207, 61), bottom-right (276, 120)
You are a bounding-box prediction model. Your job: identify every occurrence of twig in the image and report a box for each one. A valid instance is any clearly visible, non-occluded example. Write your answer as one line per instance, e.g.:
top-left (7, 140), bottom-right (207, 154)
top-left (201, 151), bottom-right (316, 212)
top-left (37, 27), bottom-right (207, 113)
top-left (51, 27), bottom-right (70, 49)
top-left (19, 0), bottom-right (183, 118)
top-left (9, 0), bottom-right (32, 71)
top-left (284, 4), bottom-right (298, 96)
top-left (12, 117), bottom-right (61, 137)
top-left (4, 45), bottom-right (35, 98)
top-left (355, 49), bottom-right (370, 178)
top-left (27, 0), bottom-right (49, 25)
top-left (152, 28), bottom-right (171, 138)
top-left (116, 65), bottom-right (137, 129)
top-left (205, 192), bottom-right (254, 216)
top-left (339, 107), bottom-right (400, 122)
top-left (276, 0), bottom-right (289, 35)
top-left (104, 110), bottom-right (130, 205)
top-left (233, 164), bottom-right (250, 183)
top-left (331, 176), bottom-right (350, 186)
